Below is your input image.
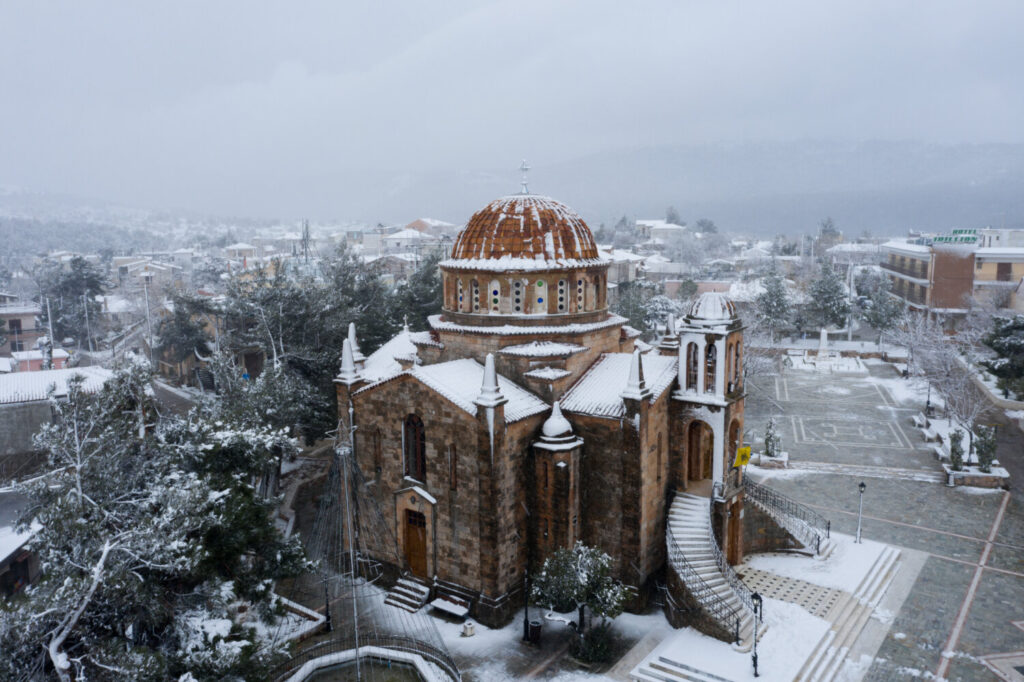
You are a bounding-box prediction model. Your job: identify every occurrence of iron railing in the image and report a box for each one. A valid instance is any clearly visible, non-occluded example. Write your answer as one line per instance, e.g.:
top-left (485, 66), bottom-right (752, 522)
top-left (710, 483), bottom-right (758, 624)
top-left (275, 634), bottom-right (461, 681)
top-left (665, 518), bottom-right (741, 643)
top-left (742, 478), bottom-right (830, 555)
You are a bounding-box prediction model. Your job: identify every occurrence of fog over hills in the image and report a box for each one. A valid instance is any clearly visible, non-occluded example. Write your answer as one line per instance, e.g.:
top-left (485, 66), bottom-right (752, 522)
top-left (3, 140), bottom-right (1023, 240)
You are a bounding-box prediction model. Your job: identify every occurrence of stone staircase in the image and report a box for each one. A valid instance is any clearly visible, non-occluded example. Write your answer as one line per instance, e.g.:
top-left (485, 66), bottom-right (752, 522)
top-left (795, 546), bottom-right (901, 681)
top-left (631, 656), bottom-right (738, 682)
top-left (384, 575), bottom-right (431, 613)
top-left (662, 493), bottom-right (759, 649)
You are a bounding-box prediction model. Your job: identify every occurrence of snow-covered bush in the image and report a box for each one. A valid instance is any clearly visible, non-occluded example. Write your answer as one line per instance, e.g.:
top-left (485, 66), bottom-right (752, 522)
top-left (949, 430), bottom-right (964, 471)
top-left (974, 426), bottom-right (997, 473)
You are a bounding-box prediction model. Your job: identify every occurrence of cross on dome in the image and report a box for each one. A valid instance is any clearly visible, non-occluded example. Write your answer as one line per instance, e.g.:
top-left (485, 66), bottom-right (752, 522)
top-left (519, 159), bottom-right (531, 195)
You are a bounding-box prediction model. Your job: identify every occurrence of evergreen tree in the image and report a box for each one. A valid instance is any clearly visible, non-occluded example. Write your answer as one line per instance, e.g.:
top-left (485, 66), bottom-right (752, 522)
top-left (983, 314), bottom-right (1024, 400)
top-left (695, 218), bottom-right (718, 234)
top-left (611, 279), bottom-right (658, 331)
top-left (949, 429), bottom-right (964, 471)
top-left (808, 261), bottom-right (850, 329)
top-left (37, 256), bottom-right (106, 344)
top-left (157, 292), bottom-right (215, 364)
top-left (642, 294), bottom-right (683, 331)
top-left (531, 542), bottom-right (627, 660)
top-left (665, 206), bottom-right (684, 226)
top-left (974, 425), bottom-right (997, 473)
top-left (395, 252), bottom-right (443, 333)
top-left (755, 260), bottom-right (789, 344)
top-left (860, 275), bottom-right (904, 343)
top-left (0, 363), bottom-right (306, 680)
top-left (763, 417), bottom-right (779, 458)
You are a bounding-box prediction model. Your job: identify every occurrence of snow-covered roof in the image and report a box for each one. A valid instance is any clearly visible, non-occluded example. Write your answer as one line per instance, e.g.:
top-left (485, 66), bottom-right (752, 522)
top-left (361, 329), bottom-right (420, 381)
top-left (499, 341), bottom-right (587, 357)
top-left (428, 313), bottom-right (626, 337)
top-left (0, 366), bottom-right (112, 404)
top-left (385, 229), bottom-right (438, 241)
top-left (827, 243), bottom-right (880, 253)
top-left (356, 358), bottom-right (548, 423)
top-left (882, 240), bottom-right (931, 257)
top-left (0, 303), bottom-right (41, 316)
top-left (598, 248), bottom-right (646, 262)
top-left (974, 247), bottom-right (1024, 260)
top-left (12, 349), bottom-right (70, 361)
top-left (561, 353), bottom-right (677, 418)
top-left (637, 219), bottom-right (685, 230)
top-left (96, 295), bottom-right (133, 314)
top-left (0, 492), bottom-right (35, 564)
top-left (0, 358), bottom-right (12, 373)
top-left (225, 242), bottom-right (256, 250)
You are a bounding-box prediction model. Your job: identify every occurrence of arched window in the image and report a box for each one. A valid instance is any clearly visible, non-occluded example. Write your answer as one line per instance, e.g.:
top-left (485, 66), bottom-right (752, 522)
top-left (726, 343), bottom-right (735, 391)
top-left (686, 343), bottom-right (698, 390)
top-left (489, 279), bottom-right (500, 313)
top-left (372, 428), bottom-right (383, 474)
top-left (656, 432), bottom-right (663, 482)
top-left (512, 279), bottom-right (524, 313)
top-left (594, 278), bottom-right (601, 308)
top-left (705, 344), bottom-right (717, 393)
top-left (576, 277), bottom-right (585, 312)
top-left (557, 279), bottom-right (567, 312)
top-left (403, 414), bottom-right (426, 481)
top-left (471, 280), bottom-right (480, 312)
top-left (735, 341), bottom-right (743, 386)
top-left (457, 278), bottom-right (464, 311)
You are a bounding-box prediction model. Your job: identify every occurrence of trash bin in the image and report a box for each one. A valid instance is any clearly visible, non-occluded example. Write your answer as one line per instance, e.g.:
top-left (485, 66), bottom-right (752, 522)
top-left (528, 620), bottom-right (542, 644)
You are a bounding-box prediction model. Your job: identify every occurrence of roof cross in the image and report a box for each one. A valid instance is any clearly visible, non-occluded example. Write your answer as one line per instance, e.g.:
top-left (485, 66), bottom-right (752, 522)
top-left (519, 159), bottom-right (531, 194)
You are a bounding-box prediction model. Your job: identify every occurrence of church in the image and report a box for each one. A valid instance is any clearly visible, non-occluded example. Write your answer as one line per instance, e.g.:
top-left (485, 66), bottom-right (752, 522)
top-left (334, 190), bottom-right (757, 635)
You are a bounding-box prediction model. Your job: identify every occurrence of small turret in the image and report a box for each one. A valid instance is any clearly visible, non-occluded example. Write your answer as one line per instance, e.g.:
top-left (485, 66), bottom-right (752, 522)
top-left (621, 348), bottom-right (652, 401)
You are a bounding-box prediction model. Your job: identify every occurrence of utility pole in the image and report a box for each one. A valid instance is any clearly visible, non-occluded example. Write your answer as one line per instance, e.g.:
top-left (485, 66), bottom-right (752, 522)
top-left (83, 293), bottom-right (94, 353)
top-left (44, 297), bottom-right (56, 370)
top-left (302, 219), bottom-right (311, 264)
top-left (143, 279), bottom-right (154, 365)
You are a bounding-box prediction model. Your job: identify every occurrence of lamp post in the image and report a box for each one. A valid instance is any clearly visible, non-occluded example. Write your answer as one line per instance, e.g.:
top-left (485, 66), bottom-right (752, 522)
top-left (855, 481), bottom-right (866, 543)
top-left (751, 592), bottom-right (762, 678)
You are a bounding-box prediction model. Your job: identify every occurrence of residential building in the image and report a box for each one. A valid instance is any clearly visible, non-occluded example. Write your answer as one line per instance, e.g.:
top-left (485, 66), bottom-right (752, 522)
top-left (0, 302), bottom-right (43, 354)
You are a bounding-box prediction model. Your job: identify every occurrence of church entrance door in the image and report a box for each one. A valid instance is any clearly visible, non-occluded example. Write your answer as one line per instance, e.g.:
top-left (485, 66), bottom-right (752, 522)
top-left (404, 510), bottom-right (428, 577)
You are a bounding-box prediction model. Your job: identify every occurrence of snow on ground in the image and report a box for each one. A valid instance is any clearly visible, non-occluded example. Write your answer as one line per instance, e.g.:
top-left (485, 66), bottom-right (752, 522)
top-left (743, 532), bottom-right (885, 593)
top-left (641, 598), bottom-right (828, 682)
top-left (864, 374), bottom-right (942, 409)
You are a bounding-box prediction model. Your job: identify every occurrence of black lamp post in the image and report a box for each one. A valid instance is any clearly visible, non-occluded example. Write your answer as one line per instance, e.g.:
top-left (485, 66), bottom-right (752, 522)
top-left (855, 481), bottom-right (866, 544)
top-left (751, 592), bottom-right (762, 677)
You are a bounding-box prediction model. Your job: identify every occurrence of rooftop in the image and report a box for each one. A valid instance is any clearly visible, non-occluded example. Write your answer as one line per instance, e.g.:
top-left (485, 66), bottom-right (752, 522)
top-left (0, 366), bottom-right (112, 404)
top-left (561, 352), bottom-right (677, 419)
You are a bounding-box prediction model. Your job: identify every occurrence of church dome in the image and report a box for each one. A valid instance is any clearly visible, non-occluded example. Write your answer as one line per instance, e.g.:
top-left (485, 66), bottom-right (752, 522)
top-left (687, 292), bottom-right (736, 323)
top-left (445, 195), bottom-right (602, 271)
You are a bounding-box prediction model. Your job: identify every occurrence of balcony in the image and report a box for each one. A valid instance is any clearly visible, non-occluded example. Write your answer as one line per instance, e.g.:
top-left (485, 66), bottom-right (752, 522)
top-left (881, 261), bottom-right (929, 285)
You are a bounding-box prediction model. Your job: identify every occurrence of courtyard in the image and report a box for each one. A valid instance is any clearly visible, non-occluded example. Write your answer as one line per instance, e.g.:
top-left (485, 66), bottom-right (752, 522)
top-left (743, 360), bottom-right (1024, 681)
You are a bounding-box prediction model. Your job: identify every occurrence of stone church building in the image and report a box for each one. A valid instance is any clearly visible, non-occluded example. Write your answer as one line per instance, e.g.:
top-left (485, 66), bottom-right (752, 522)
top-left (335, 192), bottom-right (772, 636)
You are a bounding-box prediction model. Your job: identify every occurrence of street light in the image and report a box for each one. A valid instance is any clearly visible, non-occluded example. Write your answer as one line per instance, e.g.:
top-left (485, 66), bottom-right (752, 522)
top-left (855, 481), bottom-right (866, 543)
top-left (751, 592), bottom-right (762, 678)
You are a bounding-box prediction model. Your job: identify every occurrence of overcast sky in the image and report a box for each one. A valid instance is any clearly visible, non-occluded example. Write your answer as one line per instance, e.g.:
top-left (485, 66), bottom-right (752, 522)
top-left (1, 1), bottom-right (1021, 219)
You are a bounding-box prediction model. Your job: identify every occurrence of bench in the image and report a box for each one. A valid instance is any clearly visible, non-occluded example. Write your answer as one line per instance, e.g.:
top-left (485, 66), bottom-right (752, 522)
top-left (921, 427), bottom-right (940, 442)
top-left (931, 444), bottom-right (947, 461)
top-left (911, 413), bottom-right (929, 429)
top-left (429, 596), bottom-right (471, 619)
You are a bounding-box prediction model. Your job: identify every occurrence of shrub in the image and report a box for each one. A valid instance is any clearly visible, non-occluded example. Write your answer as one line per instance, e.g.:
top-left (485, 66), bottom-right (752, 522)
top-left (949, 430), bottom-right (964, 471)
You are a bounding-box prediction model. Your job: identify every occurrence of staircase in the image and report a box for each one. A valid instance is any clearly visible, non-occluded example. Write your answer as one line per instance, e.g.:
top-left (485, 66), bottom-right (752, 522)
top-left (744, 478), bottom-right (835, 558)
top-left (632, 656), bottom-right (738, 682)
top-left (795, 546), bottom-right (901, 681)
top-left (384, 575), bottom-right (431, 613)
top-left (667, 494), bottom-right (759, 648)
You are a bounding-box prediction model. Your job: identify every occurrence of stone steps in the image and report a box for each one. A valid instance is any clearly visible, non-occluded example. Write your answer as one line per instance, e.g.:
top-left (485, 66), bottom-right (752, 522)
top-left (795, 546), bottom-right (901, 681)
top-left (632, 655), bottom-right (739, 682)
top-left (384, 576), bottom-right (431, 613)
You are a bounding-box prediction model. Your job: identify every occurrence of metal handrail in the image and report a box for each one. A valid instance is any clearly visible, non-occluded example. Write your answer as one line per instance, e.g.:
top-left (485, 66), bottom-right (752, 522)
top-left (743, 478), bottom-right (830, 555)
top-left (276, 634), bottom-right (461, 681)
top-left (709, 484), bottom-right (758, 623)
top-left (665, 521), bottom-right (741, 643)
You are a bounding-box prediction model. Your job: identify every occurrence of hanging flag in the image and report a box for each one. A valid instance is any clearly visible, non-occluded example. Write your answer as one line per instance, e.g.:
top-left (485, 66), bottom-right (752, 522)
top-left (733, 446), bottom-right (752, 468)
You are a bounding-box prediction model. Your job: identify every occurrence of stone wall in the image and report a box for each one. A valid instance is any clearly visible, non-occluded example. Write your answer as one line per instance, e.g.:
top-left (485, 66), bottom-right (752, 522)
top-left (0, 401), bottom-right (52, 480)
top-left (741, 499), bottom-right (802, 555)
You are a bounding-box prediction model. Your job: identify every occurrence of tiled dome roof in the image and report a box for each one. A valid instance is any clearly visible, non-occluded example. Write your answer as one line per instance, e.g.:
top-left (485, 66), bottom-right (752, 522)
top-left (444, 195), bottom-right (603, 271)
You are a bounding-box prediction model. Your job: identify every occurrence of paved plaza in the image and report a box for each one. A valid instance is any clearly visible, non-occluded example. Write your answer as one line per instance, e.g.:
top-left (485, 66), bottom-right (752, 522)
top-left (745, 362), bottom-right (1024, 681)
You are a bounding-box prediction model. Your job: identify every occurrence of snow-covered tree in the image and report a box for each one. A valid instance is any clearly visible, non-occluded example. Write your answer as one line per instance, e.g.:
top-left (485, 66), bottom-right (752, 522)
top-left (860, 275), bottom-right (904, 344)
top-left (612, 279), bottom-right (659, 331)
top-left (665, 206), bottom-right (684, 226)
top-left (983, 314), bottom-right (1024, 400)
top-left (0, 362), bottom-right (306, 680)
top-left (974, 425), bottom-right (997, 473)
top-left (532, 542), bottom-right (627, 656)
top-left (808, 260), bottom-right (850, 329)
top-left (755, 261), bottom-right (789, 344)
top-left (949, 429), bottom-right (964, 471)
top-left (763, 418), bottom-right (780, 458)
top-left (395, 252), bottom-right (443, 332)
top-left (643, 294), bottom-right (684, 332)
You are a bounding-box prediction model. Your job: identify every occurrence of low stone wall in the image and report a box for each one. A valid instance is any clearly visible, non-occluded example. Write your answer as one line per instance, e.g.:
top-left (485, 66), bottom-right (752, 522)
top-left (742, 499), bottom-right (803, 555)
top-left (942, 464), bottom-right (1011, 490)
top-left (664, 565), bottom-right (734, 643)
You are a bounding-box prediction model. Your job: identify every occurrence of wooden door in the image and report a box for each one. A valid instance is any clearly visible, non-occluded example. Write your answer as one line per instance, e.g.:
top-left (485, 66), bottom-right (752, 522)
top-left (404, 510), bottom-right (427, 577)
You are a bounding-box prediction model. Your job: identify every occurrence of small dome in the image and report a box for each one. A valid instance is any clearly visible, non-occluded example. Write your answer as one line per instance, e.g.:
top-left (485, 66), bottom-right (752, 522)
top-left (446, 195), bottom-right (602, 268)
top-left (687, 292), bottom-right (736, 322)
top-left (541, 401), bottom-right (573, 439)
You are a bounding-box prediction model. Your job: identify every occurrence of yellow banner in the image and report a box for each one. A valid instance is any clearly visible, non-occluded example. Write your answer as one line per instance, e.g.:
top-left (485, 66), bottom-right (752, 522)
top-left (733, 446), bottom-right (752, 468)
